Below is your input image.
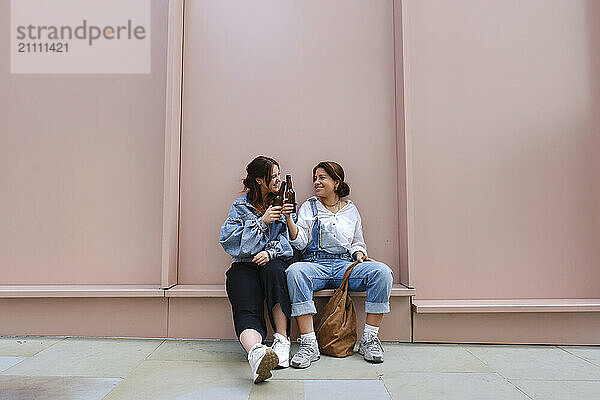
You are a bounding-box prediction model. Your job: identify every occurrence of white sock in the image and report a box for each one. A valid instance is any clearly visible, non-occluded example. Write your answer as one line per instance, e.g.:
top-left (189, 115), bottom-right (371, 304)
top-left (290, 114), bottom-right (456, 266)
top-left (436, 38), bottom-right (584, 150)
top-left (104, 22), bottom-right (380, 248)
top-left (363, 324), bottom-right (379, 337)
top-left (273, 332), bottom-right (290, 342)
top-left (300, 332), bottom-right (317, 342)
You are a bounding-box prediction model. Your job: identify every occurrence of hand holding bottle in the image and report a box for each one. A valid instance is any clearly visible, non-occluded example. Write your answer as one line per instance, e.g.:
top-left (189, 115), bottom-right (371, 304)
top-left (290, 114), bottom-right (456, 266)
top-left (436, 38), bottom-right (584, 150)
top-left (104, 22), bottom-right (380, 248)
top-left (261, 205), bottom-right (282, 225)
top-left (282, 200), bottom-right (296, 219)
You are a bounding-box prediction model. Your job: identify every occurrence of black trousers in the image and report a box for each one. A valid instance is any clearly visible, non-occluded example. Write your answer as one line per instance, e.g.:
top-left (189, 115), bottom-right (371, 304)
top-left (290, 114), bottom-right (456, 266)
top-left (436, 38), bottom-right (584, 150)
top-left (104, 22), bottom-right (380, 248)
top-left (225, 258), bottom-right (292, 340)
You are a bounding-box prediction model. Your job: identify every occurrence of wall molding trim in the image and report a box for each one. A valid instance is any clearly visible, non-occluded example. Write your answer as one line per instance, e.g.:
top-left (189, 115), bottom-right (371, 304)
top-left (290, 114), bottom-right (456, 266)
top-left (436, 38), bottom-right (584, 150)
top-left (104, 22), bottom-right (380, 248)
top-left (161, 0), bottom-right (186, 289)
top-left (413, 299), bottom-right (600, 314)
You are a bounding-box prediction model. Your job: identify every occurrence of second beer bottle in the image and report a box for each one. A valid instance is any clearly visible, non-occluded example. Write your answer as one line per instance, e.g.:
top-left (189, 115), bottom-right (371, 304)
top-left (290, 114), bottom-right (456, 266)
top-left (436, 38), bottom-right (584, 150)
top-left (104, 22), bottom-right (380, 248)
top-left (285, 174), bottom-right (296, 213)
top-left (273, 181), bottom-right (286, 207)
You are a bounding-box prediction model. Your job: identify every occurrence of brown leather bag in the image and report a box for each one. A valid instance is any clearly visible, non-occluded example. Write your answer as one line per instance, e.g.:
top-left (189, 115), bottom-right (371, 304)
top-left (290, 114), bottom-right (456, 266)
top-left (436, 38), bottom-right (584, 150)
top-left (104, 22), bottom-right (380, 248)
top-left (314, 261), bottom-right (360, 357)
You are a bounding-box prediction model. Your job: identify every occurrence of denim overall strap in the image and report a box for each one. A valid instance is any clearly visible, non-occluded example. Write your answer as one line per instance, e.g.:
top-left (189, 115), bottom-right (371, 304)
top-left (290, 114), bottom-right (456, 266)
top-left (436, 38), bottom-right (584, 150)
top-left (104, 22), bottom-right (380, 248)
top-left (302, 198), bottom-right (352, 262)
top-left (306, 198), bottom-right (321, 251)
top-left (309, 198), bottom-right (318, 218)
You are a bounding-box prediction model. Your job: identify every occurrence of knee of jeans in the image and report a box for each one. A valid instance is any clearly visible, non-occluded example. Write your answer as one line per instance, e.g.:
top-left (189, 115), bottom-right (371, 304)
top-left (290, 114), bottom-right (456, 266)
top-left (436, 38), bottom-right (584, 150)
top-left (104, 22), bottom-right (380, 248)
top-left (285, 262), bottom-right (310, 286)
top-left (371, 262), bottom-right (393, 285)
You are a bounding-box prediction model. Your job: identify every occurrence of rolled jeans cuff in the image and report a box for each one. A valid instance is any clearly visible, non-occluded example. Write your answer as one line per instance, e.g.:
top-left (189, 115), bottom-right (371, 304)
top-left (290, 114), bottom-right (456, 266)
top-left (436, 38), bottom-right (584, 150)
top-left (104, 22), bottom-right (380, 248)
top-left (365, 301), bottom-right (390, 314)
top-left (291, 300), bottom-right (317, 317)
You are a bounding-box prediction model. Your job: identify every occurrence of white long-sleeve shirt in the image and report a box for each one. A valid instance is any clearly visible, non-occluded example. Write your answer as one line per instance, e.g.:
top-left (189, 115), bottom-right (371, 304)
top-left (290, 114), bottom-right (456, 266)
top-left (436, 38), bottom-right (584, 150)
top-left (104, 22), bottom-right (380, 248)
top-left (290, 197), bottom-right (367, 257)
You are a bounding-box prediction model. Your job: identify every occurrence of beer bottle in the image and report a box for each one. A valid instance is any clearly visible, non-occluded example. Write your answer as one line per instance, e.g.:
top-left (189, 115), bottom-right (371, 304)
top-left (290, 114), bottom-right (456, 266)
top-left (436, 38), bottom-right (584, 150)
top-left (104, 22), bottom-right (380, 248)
top-left (285, 174), bottom-right (296, 213)
top-left (273, 181), bottom-right (286, 207)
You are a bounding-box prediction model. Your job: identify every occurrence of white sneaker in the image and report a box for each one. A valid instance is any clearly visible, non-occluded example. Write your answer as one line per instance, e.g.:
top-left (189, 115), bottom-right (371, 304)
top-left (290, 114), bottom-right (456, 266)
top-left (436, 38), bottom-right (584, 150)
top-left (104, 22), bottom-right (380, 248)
top-left (358, 333), bottom-right (384, 363)
top-left (290, 337), bottom-right (320, 369)
top-left (271, 333), bottom-right (290, 368)
top-left (248, 343), bottom-right (279, 384)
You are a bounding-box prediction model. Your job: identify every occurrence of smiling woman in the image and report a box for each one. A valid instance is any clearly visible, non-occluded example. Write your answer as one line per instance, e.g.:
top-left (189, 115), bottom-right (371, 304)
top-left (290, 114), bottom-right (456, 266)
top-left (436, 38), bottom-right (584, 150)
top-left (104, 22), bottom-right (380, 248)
top-left (312, 161), bottom-right (350, 203)
top-left (284, 161), bottom-right (393, 368)
top-left (219, 156), bottom-right (295, 384)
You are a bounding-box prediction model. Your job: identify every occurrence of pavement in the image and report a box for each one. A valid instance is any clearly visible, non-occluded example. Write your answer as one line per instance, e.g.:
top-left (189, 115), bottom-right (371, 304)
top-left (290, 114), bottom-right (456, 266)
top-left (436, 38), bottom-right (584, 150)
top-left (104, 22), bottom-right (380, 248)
top-left (1, 336), bottom-right (600, 399)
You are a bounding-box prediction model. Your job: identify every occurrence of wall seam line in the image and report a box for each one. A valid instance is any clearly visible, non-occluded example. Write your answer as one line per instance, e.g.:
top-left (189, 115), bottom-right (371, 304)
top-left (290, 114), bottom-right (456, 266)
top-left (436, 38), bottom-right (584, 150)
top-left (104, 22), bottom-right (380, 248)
top-left (175, 0), bottom-right (186, 286)
top-left (391, 0), bottom-right (401, 286)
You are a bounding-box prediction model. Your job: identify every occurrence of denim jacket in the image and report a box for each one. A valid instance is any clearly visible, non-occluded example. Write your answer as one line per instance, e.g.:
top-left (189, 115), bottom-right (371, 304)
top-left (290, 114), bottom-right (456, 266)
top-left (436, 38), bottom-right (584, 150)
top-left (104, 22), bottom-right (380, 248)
top-left (219, 193), bottom-right (294, 263)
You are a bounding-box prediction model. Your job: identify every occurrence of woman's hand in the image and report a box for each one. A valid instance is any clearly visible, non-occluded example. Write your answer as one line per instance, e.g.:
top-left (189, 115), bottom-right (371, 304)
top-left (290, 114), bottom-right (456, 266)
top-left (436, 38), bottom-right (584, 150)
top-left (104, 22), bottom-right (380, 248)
top-left (252, 250), bottom-right (270, 266)
top-left (282, 201), bottom-right (296, 218)
top-left (353, 251), bottom-right (372, 263)
top-left (261, 205), bottom-right (282, 225)
top-left (283, 200), bottom-right (299, 240)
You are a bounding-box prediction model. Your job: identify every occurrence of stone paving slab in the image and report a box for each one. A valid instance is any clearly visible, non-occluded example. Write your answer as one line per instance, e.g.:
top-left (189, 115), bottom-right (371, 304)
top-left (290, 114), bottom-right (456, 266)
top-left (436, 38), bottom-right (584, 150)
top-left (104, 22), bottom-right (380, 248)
top-left (509, 379), bottom-right (600, 400)
top-left (375, 343), bottom-right (493, 375)
top-left (0, 376), bottom-right (121, 400)
top-left (303, 379), bottom-right (390, 399)
top-left (0, 337), bottom-right (163, 378)
top-left (0, 357), bottom-right (26, 373)
top-left (249, 380), bottom-right (304, 400)
top-left (148, 339), bottom-right (247, 363)
top-left (248, 379), bottom-right (391, 400)
top-left (102, 360), bottom-right (252, 400)
top-left (272, 353), bottom-right (381, 380)
top-left (0, 336), bottom-right (65, 357)
top-left (381, 372), bottom-right (530, 400)
top-left (559, 346), bottom-right (600, 368)
top-left (464, 345), bottom-right (600, 380)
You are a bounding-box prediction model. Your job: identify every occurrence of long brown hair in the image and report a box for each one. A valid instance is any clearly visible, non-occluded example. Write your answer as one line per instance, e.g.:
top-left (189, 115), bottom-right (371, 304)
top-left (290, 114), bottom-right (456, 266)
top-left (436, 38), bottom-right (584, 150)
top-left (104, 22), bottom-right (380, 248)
top-left (312, 161), bottom-right (350, 197)
top-left (243, 156), bottom-right (279, 213)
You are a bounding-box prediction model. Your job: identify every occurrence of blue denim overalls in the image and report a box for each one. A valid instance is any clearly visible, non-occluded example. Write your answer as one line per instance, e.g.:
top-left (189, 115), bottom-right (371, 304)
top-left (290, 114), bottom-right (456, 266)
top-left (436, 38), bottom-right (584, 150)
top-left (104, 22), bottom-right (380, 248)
top-left (301, 198), bottom-right (353, 262)
top-left (286, 198), bottom-right (393, 317)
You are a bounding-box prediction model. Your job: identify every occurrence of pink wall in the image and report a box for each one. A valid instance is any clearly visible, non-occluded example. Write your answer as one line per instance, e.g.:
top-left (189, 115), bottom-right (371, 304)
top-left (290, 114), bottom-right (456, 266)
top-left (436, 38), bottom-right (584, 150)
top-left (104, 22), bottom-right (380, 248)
top-left (0, 0), bottom-right (169, 285)
top-left (178, 0), bottom-right (404, 285)
top-left (402, 0), bottom-right (600, 299)
top-left (1, 0), bottom-right (598, 311)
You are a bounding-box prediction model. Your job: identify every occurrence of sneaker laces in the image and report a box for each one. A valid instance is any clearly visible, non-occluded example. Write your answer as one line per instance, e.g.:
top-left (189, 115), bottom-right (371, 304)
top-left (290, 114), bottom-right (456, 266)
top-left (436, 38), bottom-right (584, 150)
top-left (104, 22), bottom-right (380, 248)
top-left (362, 335), bottom-right (384, 355)
top-left (272, 335), bottom-right (286, 351)
top-left (294, 337), bottom-right (316, 359)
